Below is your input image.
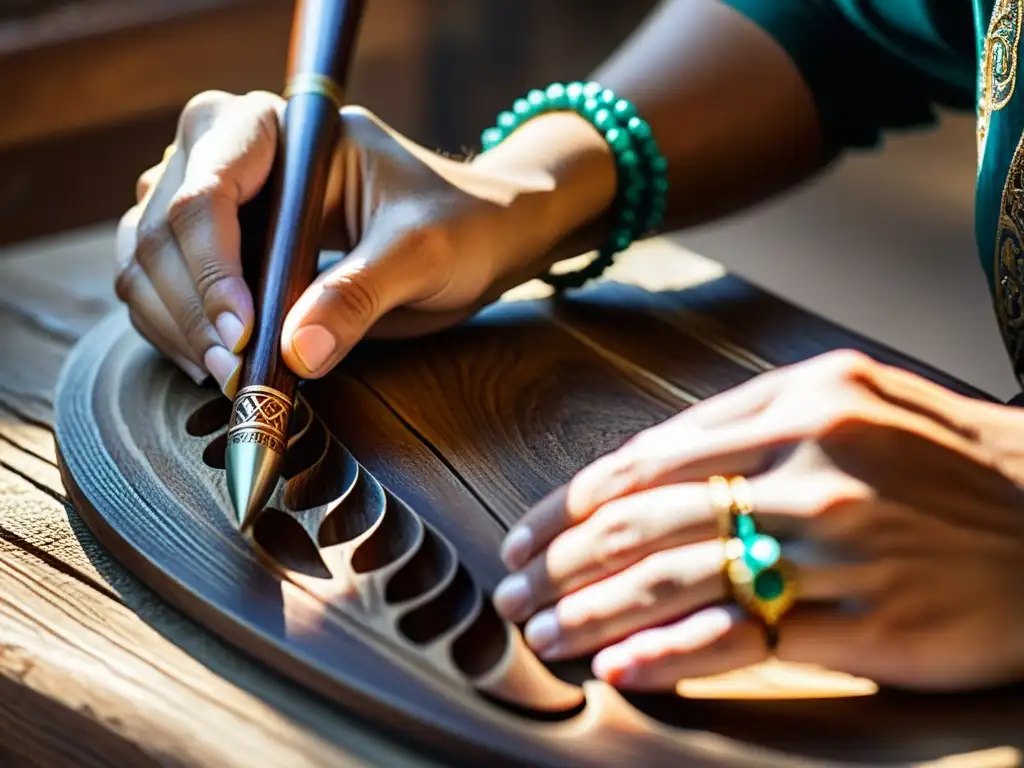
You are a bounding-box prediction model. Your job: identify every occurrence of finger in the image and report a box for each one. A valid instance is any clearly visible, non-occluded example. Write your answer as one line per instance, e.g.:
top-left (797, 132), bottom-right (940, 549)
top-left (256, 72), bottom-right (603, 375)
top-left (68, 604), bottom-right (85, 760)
top-left (637, 364), bottom-right (784, 436)
top-left (496, 483), bottom-right (721, 620)
top-left (281, 225), bottom-right (452, 378)
top-left (501, 427), bottom-right (770, 571)
top-left (517, 537), bottom-right (872, 659)
top-left (167, 91), bottom-right (282, 355)
top-left (115, 207), bottom-right (207, 384)
top-left (593, 602), bottom-right (872, 691)
top-left (592, 604), bottom-right (767, 690)
top-left (137, 161), bottom-right (167, 203)
top-left (521, 539), bottom-right (726, 659)
top-left (135, 131), bottom-right (239, 393)
top-left (774, 601), bottom-right (875, 675)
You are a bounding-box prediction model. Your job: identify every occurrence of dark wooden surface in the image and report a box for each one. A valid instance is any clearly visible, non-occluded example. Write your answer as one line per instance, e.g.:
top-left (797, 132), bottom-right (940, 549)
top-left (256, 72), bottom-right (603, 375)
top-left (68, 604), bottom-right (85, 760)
top-left (20, 236), bottom-right (1020, 766)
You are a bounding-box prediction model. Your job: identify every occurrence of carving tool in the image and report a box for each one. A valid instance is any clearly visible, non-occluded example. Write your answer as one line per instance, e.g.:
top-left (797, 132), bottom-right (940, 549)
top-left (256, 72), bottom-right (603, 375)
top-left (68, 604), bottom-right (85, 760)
top-left (226, 0), bottom-right (366, 529)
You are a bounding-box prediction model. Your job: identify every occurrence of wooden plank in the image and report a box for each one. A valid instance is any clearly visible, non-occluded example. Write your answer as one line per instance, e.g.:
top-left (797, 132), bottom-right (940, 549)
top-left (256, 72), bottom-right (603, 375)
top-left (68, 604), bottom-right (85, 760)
top-left (0, 0), bottom-right (247, 54)
top-left (0, 468), bottom-right (439, 768)
top-left (348, 297), bottom-right (687, 526)
top-left (0, 1), bottom-right (290, 150)
top-left (0, 0), bottom-right (430, 244)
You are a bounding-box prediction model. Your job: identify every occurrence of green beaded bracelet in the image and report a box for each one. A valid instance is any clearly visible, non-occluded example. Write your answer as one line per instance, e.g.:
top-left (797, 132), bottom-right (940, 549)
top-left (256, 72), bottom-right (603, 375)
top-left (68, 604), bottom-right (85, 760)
top-left (479, 81), bottom-right (668, 290)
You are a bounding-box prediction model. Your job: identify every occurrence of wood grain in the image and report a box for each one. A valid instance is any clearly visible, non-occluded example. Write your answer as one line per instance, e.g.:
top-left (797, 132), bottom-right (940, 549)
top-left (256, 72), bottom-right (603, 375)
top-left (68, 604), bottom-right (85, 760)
top-left (56, 277), bottom-right (1024, 766)
top-left (4, 226), bottom-right (1021, 766)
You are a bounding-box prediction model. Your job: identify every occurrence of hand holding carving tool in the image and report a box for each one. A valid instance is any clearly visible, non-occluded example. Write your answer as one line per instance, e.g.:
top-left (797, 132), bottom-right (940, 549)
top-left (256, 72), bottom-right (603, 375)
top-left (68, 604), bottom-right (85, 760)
top-left (226, 0), bottom-right (366, 530)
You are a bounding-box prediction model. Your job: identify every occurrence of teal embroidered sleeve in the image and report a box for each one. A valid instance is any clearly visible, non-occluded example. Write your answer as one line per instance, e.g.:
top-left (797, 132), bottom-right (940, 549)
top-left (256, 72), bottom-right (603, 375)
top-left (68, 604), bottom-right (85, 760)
top-left (720, 0), bottom-right (975, 157)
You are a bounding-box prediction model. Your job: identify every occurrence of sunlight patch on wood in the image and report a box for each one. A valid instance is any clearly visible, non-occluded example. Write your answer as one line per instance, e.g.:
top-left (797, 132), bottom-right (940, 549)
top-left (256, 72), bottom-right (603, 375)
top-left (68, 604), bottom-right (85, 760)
top-left (501, 238), bottom-right (726, 303)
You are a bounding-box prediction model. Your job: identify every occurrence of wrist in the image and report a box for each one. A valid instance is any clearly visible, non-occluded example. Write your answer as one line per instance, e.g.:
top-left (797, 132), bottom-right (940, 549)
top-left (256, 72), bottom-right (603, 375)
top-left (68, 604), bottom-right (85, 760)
top-left (470, 111), bottom-right (617, 285)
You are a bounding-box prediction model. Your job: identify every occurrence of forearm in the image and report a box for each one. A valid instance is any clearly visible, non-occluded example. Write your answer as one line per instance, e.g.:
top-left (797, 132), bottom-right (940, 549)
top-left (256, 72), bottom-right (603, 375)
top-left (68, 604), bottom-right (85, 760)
top-left (474, 0), bottom-right (825, 280)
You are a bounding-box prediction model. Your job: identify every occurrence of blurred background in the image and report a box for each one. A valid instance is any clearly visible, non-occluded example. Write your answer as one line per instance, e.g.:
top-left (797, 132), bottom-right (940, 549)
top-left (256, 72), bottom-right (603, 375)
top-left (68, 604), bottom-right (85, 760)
top-left (0, 0), bottom-right (1015, 397)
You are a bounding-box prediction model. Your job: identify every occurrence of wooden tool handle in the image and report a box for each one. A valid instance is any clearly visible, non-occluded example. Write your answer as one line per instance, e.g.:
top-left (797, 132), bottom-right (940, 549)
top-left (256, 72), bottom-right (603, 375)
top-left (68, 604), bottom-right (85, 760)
top-left (240, 0), bottom-right (366, 405)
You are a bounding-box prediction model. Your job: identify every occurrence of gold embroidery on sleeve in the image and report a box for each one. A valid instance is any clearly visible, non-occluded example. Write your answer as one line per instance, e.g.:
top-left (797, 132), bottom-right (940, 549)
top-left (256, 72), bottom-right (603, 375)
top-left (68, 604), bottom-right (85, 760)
top-left (994, 131), bottom-right (1024, 382)
top-left (979, 0), bottom-right (1022, 162)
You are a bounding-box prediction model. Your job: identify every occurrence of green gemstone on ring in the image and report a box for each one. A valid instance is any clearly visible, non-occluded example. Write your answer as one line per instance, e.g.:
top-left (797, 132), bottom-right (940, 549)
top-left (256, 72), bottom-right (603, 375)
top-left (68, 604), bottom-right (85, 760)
top-left (744, 534), bottom-right (781, 572)
top-left (582, 81), bottom-right (603, 99)
top-left (526, 89), bottom-right (547, 109)
top-left (736, 514), bottom-right (757, 540)
top-left (753, 568), bottom-right (785, 601)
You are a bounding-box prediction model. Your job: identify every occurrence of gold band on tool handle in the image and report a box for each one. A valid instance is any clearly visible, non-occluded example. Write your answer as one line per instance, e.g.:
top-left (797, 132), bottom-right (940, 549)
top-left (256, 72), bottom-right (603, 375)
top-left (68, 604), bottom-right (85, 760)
top-left (227, 385), bottom-right (294, 455)
top-left (284, 73), bottom-right (345, 110)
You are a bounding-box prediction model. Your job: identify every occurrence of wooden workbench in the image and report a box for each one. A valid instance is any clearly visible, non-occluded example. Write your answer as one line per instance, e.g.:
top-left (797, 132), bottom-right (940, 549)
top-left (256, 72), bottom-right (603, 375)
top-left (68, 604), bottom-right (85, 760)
top-left (0, 230), bottom-right (1020, 767)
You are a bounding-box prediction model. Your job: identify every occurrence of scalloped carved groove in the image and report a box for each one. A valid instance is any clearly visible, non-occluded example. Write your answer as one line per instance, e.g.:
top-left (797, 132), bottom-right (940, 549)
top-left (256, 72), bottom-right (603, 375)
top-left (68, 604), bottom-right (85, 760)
top-left (252, 508), bottom-right (331, 579)
top-left (398, 564), bottom-right (478, 645)
top-left (385, 526), bottom-right (453, 605)
top-left (184, 394), bottom-right (585, 717)
top-left (351, 488), bottom-right (421, 574)
top-left (185, 395), bottom-right (232, 437)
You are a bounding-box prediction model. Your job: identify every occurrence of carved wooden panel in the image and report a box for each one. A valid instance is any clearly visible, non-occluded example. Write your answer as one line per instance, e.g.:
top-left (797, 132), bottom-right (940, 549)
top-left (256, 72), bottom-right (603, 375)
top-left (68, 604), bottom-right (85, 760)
top-left (55, 278), bottom-right (1024, 767)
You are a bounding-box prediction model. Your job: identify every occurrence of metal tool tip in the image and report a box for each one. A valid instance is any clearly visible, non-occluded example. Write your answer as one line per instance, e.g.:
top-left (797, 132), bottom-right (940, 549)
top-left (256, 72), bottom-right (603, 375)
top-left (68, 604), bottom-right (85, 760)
top-left (225, 440), bottom-right (282, 530)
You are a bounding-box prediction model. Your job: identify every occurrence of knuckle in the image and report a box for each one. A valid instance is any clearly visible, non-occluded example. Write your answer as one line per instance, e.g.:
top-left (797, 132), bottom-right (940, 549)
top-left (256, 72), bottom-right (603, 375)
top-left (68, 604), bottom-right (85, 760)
top-left (637, 552), bottom-right (685, 605)
top-left (340, 104), bottom-right (381, 134)
top-left (136, 164), bottom-right (163, 201)
top-left (595, 451), bottom-right (645, 498)
top-left (396, 224), bottom-right (453, 275)
top-left (322, 269), bottom-right (381, 325)
top-left (179, 90), bottom-right (233, 139)
top-left (807, 395), bottom-right (871, 441)
top-left (178, 300), bottom-right (213, 344)
top-left (166, 189), bottom-right (210, 237)
top-left (133, 224), bottom-right (173, 273)
top-left (194, 261), bottom-right (236, 307)
top-left (815, 348), bottom-right (876, 382)
top-left (113, 262), bottom-right (139, 303)
top-left (591, 508), bottom-right (641, 564)
top-left (242, 90), bottom-right (283, 142)
top-left (799, 472), bottom-right (874, 524)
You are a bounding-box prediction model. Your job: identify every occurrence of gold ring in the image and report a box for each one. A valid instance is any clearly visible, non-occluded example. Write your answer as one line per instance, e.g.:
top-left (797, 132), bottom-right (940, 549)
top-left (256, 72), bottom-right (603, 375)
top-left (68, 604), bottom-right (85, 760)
top-left (708, 474), bottom-right (735, 540)
top-left (710, 475), bottom-right (797, 650)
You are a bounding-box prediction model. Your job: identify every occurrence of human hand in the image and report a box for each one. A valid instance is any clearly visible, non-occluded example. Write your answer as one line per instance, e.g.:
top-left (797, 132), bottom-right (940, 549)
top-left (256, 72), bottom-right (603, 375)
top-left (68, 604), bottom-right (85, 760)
top-left (493, 350), bottom-right (1024, 692)
top-left (116, 90), bottom-right (613, 394)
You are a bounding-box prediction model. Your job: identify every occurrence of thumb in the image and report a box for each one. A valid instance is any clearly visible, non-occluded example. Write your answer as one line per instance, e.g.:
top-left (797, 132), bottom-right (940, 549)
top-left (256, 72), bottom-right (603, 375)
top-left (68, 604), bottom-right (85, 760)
top-left (281, 227), bottom-right (448, 377)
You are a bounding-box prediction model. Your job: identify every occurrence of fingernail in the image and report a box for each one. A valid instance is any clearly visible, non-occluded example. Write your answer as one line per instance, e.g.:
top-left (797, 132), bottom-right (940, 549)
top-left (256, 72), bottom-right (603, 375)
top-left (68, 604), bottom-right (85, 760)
top-left (216, 312), bottom-right (246, 354)
top-left (501, 526), bottom-right (533, 570)
top-left (175, 356), bottom-right (209, 386)
top-left (292, 325), bottom-right (337, 375)
top-left (524, 610), bottom-right (560, 654)
top-left (204, 345), bottom-right (240, 396)
top-left (493, 574), bottom-right (532, 621)
top-left (593, 646), bottom-right (633, 682)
